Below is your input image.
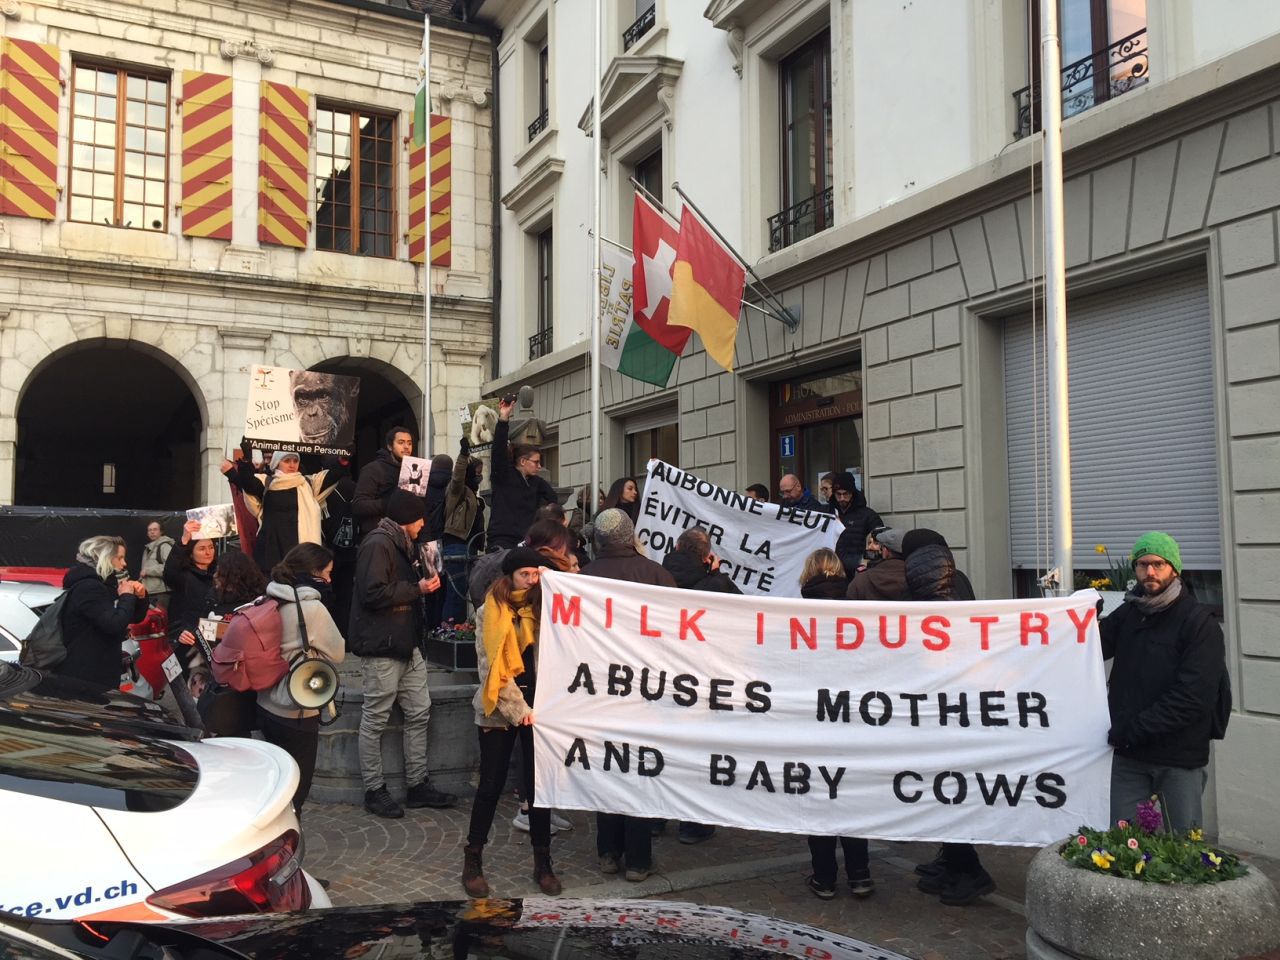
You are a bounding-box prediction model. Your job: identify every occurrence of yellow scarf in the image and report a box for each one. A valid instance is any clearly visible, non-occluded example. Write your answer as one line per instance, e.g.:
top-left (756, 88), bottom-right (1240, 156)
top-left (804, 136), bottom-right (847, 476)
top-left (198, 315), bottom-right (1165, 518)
top-left (479, 589), bottom-right (537, 716)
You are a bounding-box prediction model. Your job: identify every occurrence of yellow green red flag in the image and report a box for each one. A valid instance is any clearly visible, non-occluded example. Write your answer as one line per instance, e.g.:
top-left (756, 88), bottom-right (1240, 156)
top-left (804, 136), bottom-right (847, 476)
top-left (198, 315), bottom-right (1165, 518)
top-left (668, 206), bottom-right (746, 373)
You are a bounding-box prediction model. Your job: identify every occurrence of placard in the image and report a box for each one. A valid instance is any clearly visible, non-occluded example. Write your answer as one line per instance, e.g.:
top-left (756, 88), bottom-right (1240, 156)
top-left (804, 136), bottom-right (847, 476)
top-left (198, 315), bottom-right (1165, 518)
top-left (242, 366), bottom-right (360, 456)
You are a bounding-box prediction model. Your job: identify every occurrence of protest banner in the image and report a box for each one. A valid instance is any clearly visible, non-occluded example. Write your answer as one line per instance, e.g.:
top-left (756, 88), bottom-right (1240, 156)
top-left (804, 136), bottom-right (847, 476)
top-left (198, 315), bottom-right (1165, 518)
top-left (185, 503), bottom-right (236, 539)
top-left (398, 455), bottom-right (431, 497)
top-left (533, 571), bottom-right (1111, 846)
top-left (242, 366), bottom-right (360, 456)
top-left (634, 459), bottom-right (841, 597)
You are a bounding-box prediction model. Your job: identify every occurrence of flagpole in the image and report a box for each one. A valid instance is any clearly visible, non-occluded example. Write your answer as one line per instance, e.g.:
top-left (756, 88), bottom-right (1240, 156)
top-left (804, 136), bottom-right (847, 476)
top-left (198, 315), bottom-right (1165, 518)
top-left (589, 0), bottom-right (602, 520)
top-left (421, 14), bottom-right (434, 457)
top-left (1041, 0), bottom-right (1072, 594)
top-left (670, 181), bottom-right (798, 333)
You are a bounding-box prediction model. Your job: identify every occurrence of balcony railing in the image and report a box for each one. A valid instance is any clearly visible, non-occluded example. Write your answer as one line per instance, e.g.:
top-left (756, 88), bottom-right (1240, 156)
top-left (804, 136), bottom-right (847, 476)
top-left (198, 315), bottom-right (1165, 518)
top-left (1013, 27), bottom-right (1148, 140)
top-left (529, 326), bottom-right (553, 360)
top-left (623, 5), bottom-right (656, 51)
top-left (527, 109), bottom-right (548, 142)
top-left (767, 186), bottom-right (834, 253)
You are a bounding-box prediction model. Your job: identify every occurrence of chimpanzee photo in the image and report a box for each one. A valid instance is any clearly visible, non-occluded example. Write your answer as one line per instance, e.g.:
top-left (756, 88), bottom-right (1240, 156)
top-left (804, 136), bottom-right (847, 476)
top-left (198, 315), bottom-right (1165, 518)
top-left (288, 370), bottom-right (360, 445)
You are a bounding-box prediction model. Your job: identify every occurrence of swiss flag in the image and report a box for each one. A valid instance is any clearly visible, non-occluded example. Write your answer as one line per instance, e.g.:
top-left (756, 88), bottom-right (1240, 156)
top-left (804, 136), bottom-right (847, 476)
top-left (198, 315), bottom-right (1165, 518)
top-left (631, 193), bottom-right (693, 354)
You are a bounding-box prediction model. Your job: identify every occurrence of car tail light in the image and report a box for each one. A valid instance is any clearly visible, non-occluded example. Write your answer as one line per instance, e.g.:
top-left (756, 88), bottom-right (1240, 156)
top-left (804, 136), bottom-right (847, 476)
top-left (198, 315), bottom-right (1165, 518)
top-left (146, 830), bottom-right (310, 917)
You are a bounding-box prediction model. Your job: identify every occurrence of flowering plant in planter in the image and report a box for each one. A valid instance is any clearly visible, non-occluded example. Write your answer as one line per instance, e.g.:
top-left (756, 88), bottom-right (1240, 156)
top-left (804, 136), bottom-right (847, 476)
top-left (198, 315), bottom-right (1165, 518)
top-left (1090, 543), bottom-right (1135, 592)
top-left (431, 619), bottom-right (476, 644)
top-left (1061, 797), bottom-right (1247, 883)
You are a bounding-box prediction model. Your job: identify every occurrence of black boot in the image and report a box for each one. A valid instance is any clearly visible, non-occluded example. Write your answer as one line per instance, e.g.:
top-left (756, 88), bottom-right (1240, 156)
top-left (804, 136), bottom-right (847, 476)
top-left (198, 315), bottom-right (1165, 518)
top-left (532, 846), bottom-right (562, 896)
top-left (938, 868), bottom-right (996, 906)
top-left (407, 778), bottom-right (457, 809)
top-left (462, 845), bottom-right (490, 898)
top-left (364, 785), bottom-right (404, 819)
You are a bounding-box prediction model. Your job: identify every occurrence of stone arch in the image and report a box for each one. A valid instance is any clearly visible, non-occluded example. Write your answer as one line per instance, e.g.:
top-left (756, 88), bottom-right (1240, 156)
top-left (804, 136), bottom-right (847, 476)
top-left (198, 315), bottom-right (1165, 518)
top-left (306, 355), bottom-right (424, 473)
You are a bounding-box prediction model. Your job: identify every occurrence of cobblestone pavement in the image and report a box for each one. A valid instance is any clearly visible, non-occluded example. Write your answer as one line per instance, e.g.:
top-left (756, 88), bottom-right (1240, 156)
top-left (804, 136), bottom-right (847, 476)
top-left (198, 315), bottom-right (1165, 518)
top-left (303, 796), bottom-right (1280, 960)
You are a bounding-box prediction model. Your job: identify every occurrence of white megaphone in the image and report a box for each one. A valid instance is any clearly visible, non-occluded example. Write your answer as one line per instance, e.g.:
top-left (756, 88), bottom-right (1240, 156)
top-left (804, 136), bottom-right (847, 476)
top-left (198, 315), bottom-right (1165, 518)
top-left (283, 583), bottom-right (341, 723)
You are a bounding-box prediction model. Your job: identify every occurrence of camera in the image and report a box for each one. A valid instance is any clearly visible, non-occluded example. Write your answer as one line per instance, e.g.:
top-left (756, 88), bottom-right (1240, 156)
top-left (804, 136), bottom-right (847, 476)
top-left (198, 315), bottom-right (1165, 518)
top-left (502, 392), bottom-right (517, 404)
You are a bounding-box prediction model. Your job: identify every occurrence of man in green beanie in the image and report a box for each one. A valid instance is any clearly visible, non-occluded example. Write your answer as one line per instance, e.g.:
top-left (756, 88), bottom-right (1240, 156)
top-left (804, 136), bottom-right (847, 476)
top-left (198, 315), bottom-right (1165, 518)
top-left (1099, 531), bottom-right (1229, 831)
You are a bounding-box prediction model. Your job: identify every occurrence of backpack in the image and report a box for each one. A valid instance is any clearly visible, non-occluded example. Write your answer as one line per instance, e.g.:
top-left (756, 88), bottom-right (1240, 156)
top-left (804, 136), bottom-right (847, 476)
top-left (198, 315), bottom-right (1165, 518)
top-left (209, 597), bottom-right (290, 693)
top-left (19, 592), bottom-right (73, 670)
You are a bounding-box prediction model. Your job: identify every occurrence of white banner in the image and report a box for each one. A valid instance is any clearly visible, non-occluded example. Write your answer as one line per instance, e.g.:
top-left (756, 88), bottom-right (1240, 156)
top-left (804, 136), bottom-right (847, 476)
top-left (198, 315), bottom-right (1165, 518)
top-left (634, 459), bottom-right (841, 597)
top-left (534, 571), bottom-right (1111, 846)
top-left (598, 241), bottom-right (634, 373)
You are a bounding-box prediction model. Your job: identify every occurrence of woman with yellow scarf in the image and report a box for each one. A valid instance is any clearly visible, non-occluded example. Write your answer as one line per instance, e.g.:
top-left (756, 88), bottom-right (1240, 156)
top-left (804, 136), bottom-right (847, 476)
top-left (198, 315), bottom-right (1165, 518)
top-left (461, 546), bottom-right (563, 898)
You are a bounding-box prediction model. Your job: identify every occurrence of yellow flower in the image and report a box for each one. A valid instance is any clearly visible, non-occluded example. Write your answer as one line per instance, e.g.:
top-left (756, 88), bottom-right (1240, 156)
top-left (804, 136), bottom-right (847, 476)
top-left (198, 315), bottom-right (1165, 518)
top-left (1095, 544), bottom-right (1107, 555)
top-left (1188, 828), bottom-right (1204, 841)
top-left (1091, 850), bottom-right (1116, 869)
top-left (1090, 577), bottom-right (1112, 590)
top-left (1135, 860), bottom-right (1145, 875)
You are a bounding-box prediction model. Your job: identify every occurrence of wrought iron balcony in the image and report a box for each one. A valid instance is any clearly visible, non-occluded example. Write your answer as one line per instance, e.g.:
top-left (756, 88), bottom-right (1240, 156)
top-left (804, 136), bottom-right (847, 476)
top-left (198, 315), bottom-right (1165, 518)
top-left (529, 326), bottom-right (553, 360)
top-left (767, 186), bottom-right (834, 253)
top-left (623, 5), bottom-right (656, 51)
top-left (528, 109), bottom-right (548, 142)
top-left (1013, 27), bottom-right (1148, 140)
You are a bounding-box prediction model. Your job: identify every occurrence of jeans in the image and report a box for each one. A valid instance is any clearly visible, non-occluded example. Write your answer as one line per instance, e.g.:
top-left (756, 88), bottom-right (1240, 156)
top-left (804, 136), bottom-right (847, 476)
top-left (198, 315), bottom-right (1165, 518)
top-left (358, 649), bottom-right (432, 791)
top-left (596, 813), bottom-right (651, 870)
top-left (807, 836), bottom-right (869, 887)
top-left (467, 724), bottom-right (549, 849)
top-left (441, 542), bottom-right (470, 626)
top-left (1110, 753), bottom-right (1208, 831)
top-left (258, 709), bottom-right (320, 815)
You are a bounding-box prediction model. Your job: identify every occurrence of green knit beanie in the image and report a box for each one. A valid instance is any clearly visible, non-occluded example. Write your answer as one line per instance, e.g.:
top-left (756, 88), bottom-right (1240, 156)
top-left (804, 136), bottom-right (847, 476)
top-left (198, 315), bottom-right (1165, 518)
top-left (1130, 531), bottom-right (1182, 574)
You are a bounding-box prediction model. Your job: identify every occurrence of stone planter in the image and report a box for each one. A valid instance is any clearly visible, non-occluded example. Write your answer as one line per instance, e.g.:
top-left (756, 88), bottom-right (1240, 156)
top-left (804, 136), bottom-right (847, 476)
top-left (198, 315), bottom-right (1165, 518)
top-left (1025, 840), bottom-right (1280, 960)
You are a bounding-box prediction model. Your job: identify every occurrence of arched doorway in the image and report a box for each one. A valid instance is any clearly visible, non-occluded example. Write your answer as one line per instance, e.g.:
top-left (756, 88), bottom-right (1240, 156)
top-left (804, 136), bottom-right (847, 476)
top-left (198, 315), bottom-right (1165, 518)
top-left (310, 358), bottom-right (419, 475)
top-left (15, 343), bottom-right (202, 509)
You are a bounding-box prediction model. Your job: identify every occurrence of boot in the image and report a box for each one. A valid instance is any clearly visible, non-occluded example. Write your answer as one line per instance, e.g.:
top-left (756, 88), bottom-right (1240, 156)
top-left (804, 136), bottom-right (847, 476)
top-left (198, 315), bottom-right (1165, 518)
top-left (461, 845), bottom-right (490, 898)
top-left (532, 846), bottom-right (563, 896)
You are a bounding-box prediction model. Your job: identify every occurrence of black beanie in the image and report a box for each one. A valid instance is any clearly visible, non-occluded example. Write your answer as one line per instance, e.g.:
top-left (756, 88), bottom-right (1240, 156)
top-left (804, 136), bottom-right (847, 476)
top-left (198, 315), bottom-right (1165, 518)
top-left (831, 471), bottom-right (859, 494)
top-left (902, 528), bottom-right (948, 559)
top-left (502, 546), bottom-right (545, 576)
top-left (386, 489), bottom-right (426, 525)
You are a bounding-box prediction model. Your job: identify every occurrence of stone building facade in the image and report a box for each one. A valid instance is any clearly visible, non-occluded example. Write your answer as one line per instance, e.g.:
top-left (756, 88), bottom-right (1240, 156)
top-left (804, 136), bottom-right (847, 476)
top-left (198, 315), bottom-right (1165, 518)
top-left (0, 0), bottom-right (495, 509)
top-left (481, 0), bottom-right (1280, 855)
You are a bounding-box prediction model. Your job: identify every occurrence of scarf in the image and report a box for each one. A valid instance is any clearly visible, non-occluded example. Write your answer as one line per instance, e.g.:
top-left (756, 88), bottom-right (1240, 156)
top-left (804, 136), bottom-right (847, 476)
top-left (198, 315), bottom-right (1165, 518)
top-left (242, 469), bottom-right (333, 548)
top-left (375, 516), bottom-right (416, 559)
top-left (1127, 576), bottom-right (1182, 616)
top-left (479, 587), bottom-right (537, 717)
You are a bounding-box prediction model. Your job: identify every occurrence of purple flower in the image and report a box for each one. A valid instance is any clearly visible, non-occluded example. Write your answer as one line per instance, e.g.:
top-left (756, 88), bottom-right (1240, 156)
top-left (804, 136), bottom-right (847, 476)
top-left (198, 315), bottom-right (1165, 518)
top-left (1135, 799), bottom-right (1164, 833)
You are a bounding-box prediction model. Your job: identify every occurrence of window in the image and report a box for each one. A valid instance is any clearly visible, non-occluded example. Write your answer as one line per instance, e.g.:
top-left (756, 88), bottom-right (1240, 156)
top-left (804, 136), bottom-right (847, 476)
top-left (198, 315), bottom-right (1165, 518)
top-left (530, 227), bottom-right (554, 360)
top-left (624, 1), bottom-right (657, 51)
top-left (315, 105), bottom-right (396, 257)
top-left (771, 32), bottom-right (833, 252)
top-left (69, 64), bottom-right (169, 231)
top-left (529, 45), bottom-right (550, 141)
top-left (1015, 0), bottom-right (1148, 139)
top-left (627, 422), bottom-right (679, 479)
top-left (633, 148), bottom-right (662, 205)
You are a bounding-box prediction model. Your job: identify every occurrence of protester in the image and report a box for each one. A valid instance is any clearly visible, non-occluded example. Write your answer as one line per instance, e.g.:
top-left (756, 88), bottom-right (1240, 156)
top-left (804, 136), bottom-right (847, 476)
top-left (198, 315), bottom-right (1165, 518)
top-left (778, 474), bottom-right (830, 513)
top-left (321, 472), bottom-right (358, 632)
top-left (192, 550), bottom-right (267, 737)
top-left (745, 483), bottom-right (770, 502)
top-left (487, 397), bottom-right (558, 550)
top-left (846, 527), bottom-right (908, 601)
top-left (258, 543), bottom-right (346, 817)
top-left (349, 489), bottom-right (456, 818)
top-left (601, 477), bottom-right (641, 525)
top-left (442, 437), bottom-right (486, 626)
top-left (423, 453), bottom-right (454, 632)
top-left (534, 501), bottom-right (589, 569)
top-left (904, 535), bottom-right (995, 906)
top-left (462, 547), bottom-right (564, 898)
top-left (221, 450), bottom-right (341, 574)
top-left (832, 474), bottom-right (882, 573)
top-left (799, 547), bottom-right (850, 600)
top-left (468, 518), bottom-right (577, 610)
top-left (58, 536), bottom-right (147, 691)
top-left (661, 527), bottom-right (740, 595)
top-left (818, 473), bottom-right (834, 505)
top-left (139, 521), bottom-right (175, 609)
top-left (1101, 531), bottom-right (1227, 832)
top-left (581, 508), bottom-right (677, 880)
top-left (164, 519), bottom-right (217, 672)
top-left (353, 426), bottom-right (417, 536)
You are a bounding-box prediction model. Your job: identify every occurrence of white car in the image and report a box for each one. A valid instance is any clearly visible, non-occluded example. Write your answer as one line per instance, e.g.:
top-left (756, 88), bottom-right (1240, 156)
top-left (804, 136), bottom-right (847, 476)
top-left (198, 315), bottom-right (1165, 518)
top-left (0, 663), bottom-right (330, 921)
top-left (0, 581), bottom-right (61, 663)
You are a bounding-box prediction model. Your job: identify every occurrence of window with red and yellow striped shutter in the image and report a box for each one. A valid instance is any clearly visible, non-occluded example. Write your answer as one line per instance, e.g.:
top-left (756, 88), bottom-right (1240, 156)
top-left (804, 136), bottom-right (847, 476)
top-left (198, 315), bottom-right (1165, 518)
top-left (0, 38), bottom-right (60, 220)
top-left (180, 71), bottom-right (232, 240)
top-left (258, 80), bottom-right (309, 248)
top-left (409, 113), bottom-right (450, 266)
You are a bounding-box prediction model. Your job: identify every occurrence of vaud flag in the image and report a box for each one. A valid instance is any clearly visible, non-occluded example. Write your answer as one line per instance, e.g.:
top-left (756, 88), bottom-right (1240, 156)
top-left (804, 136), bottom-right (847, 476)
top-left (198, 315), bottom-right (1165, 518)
top-left (412, 15), bottom-right (430, 148)
top-left (668, 206), bottom-right (746, 372)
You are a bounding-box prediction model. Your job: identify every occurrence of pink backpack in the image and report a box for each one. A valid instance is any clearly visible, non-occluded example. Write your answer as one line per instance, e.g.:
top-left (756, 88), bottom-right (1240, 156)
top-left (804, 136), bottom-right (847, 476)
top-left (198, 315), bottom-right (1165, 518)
top-left (209, 597), bottom-right (290, 692)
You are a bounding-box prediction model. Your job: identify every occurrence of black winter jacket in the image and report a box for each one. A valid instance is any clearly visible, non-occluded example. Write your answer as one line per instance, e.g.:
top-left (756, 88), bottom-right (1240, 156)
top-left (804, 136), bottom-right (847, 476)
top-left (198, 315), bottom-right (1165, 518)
top-left (661, 550), bottom-right (742, 594)
top-left (1100, 587), bottom-right (1226, 769)
top-left (353, 449), bottom-right (405, 535)
top-left (785, 492), bottom-right (832, 515)
top-left (834, 493), bottom-right (883, 573)
top-left (801, 573), bottom-right (850, 600)
top-left (903, 544), bottom-right (976, 602)
top-left (486, 419), bottom-right (558, 549)
top-left (580, 544), bottom-right (677, 588)
top-left (162, 540), bottom-right (216, 646)
top-left (58, 563), bottom-right (146, 690)
top-left (424, 457), bottom-right (453, 541)
top-left (348, 525), bottom-right (424, 660)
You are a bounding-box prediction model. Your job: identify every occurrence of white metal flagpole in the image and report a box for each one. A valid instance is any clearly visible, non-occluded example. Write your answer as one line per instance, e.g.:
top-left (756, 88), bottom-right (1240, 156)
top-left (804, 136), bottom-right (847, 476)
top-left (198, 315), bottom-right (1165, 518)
top-left (589, 0), bottom-right (602, 518)
top-left (421, 14), bottom-right (434, 457)
top-left (1041, 0), bottom-right (1072, 593)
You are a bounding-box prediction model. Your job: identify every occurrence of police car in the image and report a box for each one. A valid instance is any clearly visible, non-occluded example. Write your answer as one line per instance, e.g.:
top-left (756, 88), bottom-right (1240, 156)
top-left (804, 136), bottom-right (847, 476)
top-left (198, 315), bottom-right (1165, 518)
top-left (0, 662), bottom-right (330, 921)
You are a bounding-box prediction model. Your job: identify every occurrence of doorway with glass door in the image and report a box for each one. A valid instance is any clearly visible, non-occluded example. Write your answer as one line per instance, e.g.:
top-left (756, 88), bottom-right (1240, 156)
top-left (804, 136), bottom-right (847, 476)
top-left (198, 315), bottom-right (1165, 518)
top-left (769, 361), bottom-right (864, 504)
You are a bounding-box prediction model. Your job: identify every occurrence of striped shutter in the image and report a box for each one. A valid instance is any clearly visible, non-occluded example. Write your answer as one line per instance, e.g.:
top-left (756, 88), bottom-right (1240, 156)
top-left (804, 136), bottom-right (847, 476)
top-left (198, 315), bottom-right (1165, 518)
top-left (409, 113), bottom-right (451, 266)
top-left (0, 38), bottom-right (60, 220)
top-left (258, 81), bottom-right (309, 248)
top-left (1004, 267), bottom-right (1220, 570)
top-left (180, 71), bottom-right (233, 240)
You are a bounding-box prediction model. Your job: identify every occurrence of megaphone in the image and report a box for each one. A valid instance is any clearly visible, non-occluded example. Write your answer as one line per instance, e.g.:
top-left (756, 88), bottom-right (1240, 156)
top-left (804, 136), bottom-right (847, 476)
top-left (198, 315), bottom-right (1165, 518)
top-left (286, 655), bottom-right (339, 711)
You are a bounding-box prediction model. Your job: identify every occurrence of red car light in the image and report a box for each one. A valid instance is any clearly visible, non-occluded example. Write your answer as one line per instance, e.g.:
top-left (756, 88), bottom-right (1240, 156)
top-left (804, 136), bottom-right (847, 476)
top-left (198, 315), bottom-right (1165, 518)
top-left (146, 830), bottom-right (311, 917)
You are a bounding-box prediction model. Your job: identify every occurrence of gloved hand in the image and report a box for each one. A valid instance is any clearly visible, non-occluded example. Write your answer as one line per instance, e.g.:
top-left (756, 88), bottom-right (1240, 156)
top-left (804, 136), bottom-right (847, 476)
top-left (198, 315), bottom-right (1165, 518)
top-left (460, 436), bottom-right (471, 456)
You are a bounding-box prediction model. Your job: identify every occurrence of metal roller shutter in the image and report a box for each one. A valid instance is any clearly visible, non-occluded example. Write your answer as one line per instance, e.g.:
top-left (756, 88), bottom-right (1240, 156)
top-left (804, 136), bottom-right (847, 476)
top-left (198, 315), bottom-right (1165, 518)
top-left (1004, 267), bottom-right (1220, 571)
